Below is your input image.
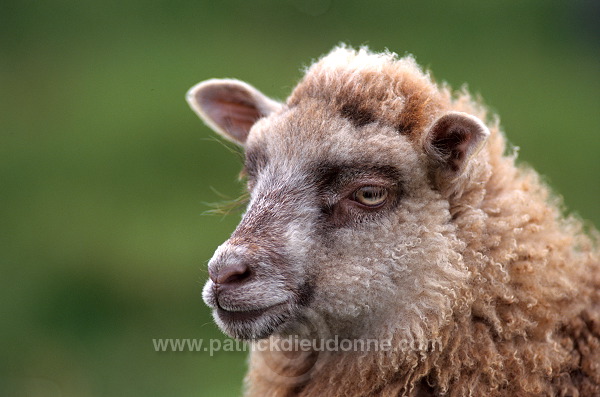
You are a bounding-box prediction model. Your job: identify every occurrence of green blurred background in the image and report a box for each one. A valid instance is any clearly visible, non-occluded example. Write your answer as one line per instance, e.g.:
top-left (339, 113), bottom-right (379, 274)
top-left (1, 1), bottom-right (598, 396)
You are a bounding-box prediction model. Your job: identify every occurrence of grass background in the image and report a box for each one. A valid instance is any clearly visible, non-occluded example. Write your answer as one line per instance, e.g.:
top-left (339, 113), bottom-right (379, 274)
top-left (1, 1), bottom-right (599, 396)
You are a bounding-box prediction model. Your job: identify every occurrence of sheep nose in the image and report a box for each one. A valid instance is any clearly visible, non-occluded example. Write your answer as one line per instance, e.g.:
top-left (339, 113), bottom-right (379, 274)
top-left (209, 261), bottom-right (252, 286)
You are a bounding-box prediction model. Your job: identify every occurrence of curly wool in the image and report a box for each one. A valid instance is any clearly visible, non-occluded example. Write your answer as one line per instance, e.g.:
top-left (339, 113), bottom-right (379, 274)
top-left (243, 46), bottom-right (600, 396)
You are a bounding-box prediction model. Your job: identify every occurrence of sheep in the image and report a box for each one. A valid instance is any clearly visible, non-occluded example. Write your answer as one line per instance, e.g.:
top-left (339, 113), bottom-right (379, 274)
top-left (186, 45), bottom-right (600, 396)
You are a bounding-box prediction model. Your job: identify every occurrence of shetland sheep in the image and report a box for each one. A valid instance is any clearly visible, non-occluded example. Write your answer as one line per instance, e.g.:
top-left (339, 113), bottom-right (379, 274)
top-left (186, 46), bottom-right (600, 396)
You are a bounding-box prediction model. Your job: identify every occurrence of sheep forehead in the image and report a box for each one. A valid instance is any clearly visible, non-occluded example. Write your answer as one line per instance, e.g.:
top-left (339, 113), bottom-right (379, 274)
top-left (247, 104), bottom-right (420, 184)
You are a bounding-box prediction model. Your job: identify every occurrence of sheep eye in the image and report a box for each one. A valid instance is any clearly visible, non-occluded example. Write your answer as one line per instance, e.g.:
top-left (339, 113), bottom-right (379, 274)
top-left (352, 186), bottom-right (388, 207)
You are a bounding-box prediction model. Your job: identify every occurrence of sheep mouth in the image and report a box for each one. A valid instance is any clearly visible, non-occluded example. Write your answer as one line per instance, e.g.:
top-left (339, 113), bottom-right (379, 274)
top-left (214, 301), bottom-right (295, 340)
top-left (216, 302), bottom-right (286, 322)
top-left (207, 282), bottom-right (314, 340)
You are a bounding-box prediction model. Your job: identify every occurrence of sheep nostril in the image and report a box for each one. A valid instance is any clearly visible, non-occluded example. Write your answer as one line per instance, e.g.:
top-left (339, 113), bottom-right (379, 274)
top-left (211, 262), bottom-right (252, 286)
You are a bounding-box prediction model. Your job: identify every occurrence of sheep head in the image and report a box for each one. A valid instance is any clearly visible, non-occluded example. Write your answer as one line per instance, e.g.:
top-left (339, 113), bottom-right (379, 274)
top-left (187, 47), bottom-right (490, 343)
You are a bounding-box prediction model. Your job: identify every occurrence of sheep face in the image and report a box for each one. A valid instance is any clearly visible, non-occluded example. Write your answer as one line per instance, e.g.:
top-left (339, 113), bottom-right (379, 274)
top-left (188, 49), bottom-right (489, 342)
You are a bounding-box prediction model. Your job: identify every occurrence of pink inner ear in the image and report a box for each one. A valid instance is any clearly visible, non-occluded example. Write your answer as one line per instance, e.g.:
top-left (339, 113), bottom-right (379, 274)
top-left (212, 99), bottom-right (262, 142)
top-left (194, 84), bottom-right (264, 144)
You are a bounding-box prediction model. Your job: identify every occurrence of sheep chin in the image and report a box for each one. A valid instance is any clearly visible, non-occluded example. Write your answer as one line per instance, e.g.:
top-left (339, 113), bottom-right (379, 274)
top-left (214, 301), bottom-right (297, 341)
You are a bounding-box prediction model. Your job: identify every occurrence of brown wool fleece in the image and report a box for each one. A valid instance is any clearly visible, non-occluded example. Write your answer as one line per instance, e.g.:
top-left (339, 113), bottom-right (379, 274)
top-left (190, 45), bottom-right (600, 397)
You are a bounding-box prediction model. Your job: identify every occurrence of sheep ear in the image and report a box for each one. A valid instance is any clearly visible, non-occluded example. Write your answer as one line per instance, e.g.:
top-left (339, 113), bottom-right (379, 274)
top-left (424, 111), bottom-right (490, 175)
top-left (186, 79), bottom-right (282, 145)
